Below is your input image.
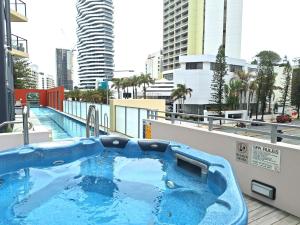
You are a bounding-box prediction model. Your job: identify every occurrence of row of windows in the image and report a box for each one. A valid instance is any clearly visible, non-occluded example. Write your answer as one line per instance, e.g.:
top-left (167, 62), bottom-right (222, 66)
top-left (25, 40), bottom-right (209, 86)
top-left (185, 62), bottom-right (244, 72)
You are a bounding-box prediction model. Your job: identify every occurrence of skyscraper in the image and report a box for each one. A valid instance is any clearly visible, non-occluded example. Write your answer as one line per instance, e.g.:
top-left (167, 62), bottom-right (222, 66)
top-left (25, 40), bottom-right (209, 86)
top-left (56, 48), bottom-right (73, 90)
top-left (76, 0), bottom-right (114, 89)
top-left (162, 0), bottom-right (243, 78)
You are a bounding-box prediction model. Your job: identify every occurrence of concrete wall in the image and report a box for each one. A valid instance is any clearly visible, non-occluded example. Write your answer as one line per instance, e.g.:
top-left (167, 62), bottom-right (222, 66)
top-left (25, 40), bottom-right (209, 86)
top-left (110, 99), bottom-right (165, 131)
top-left (0, 130), bottom-right (51, 151)
top-left (149, 120), bottom-right (300, 217)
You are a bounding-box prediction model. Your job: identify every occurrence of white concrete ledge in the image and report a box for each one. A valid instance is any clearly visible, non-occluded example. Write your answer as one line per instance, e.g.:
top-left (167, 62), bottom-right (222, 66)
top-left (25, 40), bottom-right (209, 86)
top-left (0, 128), bottom-right (51, 152)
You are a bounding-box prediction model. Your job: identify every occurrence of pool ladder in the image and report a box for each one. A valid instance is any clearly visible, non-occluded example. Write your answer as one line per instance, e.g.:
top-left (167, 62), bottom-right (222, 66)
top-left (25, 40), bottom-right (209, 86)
top-left (86, 105), bottom-right (100, 138)
top-left (103, 113), bottom-right (109, 134)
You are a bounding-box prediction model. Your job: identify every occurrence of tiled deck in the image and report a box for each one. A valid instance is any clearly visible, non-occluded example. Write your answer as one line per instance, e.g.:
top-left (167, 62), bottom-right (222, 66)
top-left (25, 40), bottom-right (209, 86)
top-left (245, 195), bottom-right (300, 224)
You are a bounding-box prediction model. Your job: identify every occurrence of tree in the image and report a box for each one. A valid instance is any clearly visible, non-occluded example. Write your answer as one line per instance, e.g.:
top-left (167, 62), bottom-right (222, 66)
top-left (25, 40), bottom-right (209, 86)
top-left (171, 84), bottom-right (192, 113)
top-left (225, 79), bottom-right (242, 110)
top-left (210, 45), bottom-right (228, 115)
top-left (138, 73), bottom-right (155, 99)
top-left (291, 68), bottom-right (300, 119)
top-left (254, 50), bottom-right (281, 120)
top-left (111, 78), bottom-right (122, 99)
top-left (121, 77), bottom-right (131, 99)
top-left (235, 71), bottom-right (253, 109)
top-left (13, 58), bottom-right (33, 89)
top-left (80, 89), bottom-right (112, 104)
top-left (131, 75), bottom-right (139, 99)
top-left (248, 80), bottom-right (257, 117)
top-left (279, 57), bottom-right (292, 115)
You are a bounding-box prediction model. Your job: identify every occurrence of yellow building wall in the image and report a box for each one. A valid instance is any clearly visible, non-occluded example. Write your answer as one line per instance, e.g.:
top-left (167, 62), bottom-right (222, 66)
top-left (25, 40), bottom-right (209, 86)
top-left (110, 99), bottom-right (166, 132)
top-left (187, 0), bottom-right (205, 55)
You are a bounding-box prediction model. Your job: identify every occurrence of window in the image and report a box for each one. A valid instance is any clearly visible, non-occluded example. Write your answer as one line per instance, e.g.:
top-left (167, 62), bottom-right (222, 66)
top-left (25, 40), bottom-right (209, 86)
top-left (229, 65), bottom-right (243, 73)
top-left (186, 62), bottom-right (203, 70)
top-left (210, 63), bottom-right (216, 71)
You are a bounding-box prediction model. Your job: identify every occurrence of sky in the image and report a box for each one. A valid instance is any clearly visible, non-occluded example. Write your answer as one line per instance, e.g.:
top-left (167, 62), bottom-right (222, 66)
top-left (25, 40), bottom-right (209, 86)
top-left (12, 0), bottom-right (300, 84)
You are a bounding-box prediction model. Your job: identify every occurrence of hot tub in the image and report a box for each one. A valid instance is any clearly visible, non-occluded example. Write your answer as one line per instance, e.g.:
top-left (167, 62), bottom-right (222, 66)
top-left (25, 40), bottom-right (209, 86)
top-left (0, 137), bottom-right (247, 225)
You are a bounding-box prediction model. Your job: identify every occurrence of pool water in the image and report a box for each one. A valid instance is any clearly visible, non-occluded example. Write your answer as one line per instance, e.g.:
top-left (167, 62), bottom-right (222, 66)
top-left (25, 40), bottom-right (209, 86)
top-left (0, 148), bottom-right (218, 225)
top-left (31, 108), bottom-right (89, 140)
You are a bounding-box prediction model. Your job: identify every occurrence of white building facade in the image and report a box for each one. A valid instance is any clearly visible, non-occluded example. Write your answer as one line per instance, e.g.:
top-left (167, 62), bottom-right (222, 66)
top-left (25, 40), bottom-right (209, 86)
top-left (174, 55), bottom-right (256, 113)
top-left (162, 0), bottom-right (243, 79)
top-left (76, 0), bottom-right (114, 89)
top-left (145, 51), bottom-right (162, 80)
top-left (38, 73), bottom-right (55, 90)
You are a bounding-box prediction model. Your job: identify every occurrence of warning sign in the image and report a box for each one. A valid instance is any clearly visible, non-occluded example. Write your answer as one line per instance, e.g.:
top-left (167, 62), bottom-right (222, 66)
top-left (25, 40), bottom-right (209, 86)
top-left (236, 142), bottom-right (249, 163)
top-left (143, 121), bottom-right (152, 139)
top-left (251, 145), bottom-right (281, 172)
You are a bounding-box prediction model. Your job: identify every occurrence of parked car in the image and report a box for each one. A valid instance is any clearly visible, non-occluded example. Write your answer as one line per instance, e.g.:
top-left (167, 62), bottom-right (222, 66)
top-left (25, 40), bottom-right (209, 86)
top-left (276, 114), bottom-right (292, 123)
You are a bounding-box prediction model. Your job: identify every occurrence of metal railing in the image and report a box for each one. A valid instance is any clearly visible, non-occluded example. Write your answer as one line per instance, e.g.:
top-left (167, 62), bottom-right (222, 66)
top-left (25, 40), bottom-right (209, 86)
top-left (11, 34), bottom-right (28, 53)
top-left (0, 106), bottom-right (32, 145)
top-left (23, 105), bottom-right (29, 144)
top-left (86, 105), bottom-right (99, 138)
top-left (146, 110), bottom-right (300, 144)
top-left (10, 0), bottom-right (27, 17)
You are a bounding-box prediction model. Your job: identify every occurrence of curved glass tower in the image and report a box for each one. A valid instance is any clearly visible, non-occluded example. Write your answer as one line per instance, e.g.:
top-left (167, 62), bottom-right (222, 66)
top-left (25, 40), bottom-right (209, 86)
top-left (77, 0), bottom-right (114, 89)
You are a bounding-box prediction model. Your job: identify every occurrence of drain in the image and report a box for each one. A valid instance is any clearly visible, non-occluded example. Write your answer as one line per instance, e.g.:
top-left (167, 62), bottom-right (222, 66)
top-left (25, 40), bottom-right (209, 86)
top-left (52, 160), bottom-right (65, 166)
top-left (0, 178), bottom-right (4, 187)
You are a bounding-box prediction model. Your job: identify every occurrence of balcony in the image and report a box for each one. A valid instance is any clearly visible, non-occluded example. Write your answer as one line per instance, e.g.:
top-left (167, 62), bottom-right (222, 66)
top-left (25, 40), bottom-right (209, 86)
top-left (10, 34), bottom-right (29, 58)
top-left (10, 0), bottom-right (28, 22)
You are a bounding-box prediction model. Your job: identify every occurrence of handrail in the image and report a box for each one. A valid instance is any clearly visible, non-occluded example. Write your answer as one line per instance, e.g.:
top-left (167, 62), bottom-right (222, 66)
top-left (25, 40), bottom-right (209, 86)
top-left (86, 105), bottom-right (99, 138)
top-left (0, 121), bottom-right (33, 130)
top-left (104, 113), bottom-right (109, 134)
top-left (23, 106), bottom-right (29, 145)
top-left (0, 106), bottom-right (32, 145)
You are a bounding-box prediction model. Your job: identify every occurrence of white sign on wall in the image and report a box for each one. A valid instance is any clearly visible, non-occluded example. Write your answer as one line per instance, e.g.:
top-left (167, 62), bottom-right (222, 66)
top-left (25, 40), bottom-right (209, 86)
top-left (251, 145), bottom-right (281, 172)
top-left (236, 142), bottom-right (249, 163)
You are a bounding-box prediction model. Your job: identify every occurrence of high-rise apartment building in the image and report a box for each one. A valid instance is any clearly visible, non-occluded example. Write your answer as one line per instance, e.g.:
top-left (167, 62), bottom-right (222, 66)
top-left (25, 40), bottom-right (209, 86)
top-left (145, 51), bottom-right (162, 80)
top-left (162, 0), bottom-right (243, 78)
top-left (76, 0), bottom-right (114, 89)
top-left (56, 48), bottom-right (73, 90)
top-left (38, 73), bottom-right (55, 90)
top-left (0, 0), bottom-right (28, 126)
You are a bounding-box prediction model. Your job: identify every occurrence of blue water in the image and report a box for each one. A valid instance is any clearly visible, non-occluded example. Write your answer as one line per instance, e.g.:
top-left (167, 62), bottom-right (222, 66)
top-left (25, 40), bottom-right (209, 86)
top-left (31, 108), bottom-right (88, 140)
top-left (0, 149), bottom-right (218, 225)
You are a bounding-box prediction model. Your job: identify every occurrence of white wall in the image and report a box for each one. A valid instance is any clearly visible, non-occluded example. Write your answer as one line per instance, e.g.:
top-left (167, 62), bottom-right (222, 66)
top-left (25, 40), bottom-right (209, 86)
top-left (173, 55), bottom-right (256, 105)
top-left (149, 120), bottom-right (300, 217)
top-left (0, 130), bottom-right (51, 152)
top-left (204, 0), bottom-right (224, 56)
top-left (225, 0), bottom-right (243, 58)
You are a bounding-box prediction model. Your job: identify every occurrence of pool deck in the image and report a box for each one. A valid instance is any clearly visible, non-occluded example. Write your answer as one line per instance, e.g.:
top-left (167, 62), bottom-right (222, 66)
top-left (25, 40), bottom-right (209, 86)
top-left (245, 195), bottom-right (300, 224)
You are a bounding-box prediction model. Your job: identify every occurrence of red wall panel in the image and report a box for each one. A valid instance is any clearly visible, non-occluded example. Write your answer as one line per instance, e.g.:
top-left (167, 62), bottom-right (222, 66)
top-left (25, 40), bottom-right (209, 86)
top-left (15, 86), bottom-right (65, 111)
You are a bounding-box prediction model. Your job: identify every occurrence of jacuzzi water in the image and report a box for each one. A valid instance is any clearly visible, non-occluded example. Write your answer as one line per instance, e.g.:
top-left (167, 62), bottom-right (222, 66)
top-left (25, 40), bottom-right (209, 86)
top-left (0, 138), bottom-right (247, 225)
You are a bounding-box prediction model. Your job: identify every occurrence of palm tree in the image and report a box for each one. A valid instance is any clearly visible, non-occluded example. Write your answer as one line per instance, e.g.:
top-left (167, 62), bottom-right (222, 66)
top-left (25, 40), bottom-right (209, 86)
top-left (235, 71), bottom-right (252, 109)
top-left (121, 78), bottom-right (131, 99)
top-left (132, 75), bottom-right (139, 99)
top-left (171, 84), bottom-right (193, 113)
top-left (138, 73), bottom-right (155, 99)
top-left (225, 79), bottom-right (242, 110)
top-left (248, 80), bottom-right (257, 117)
top-left (111, 78), bottom-right (122, 99)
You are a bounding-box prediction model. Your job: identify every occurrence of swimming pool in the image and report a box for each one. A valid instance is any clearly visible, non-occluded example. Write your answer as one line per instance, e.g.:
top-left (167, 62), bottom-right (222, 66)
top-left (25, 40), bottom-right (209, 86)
top-left (0, 137), bottom-right (247, 225)
top-left (31, 108), bottom-right (104, 140)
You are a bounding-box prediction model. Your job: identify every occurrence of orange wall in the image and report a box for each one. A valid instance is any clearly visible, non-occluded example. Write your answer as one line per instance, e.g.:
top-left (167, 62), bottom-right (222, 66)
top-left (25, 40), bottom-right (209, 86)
top-left (15, 86), bottom-right (64, 111)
